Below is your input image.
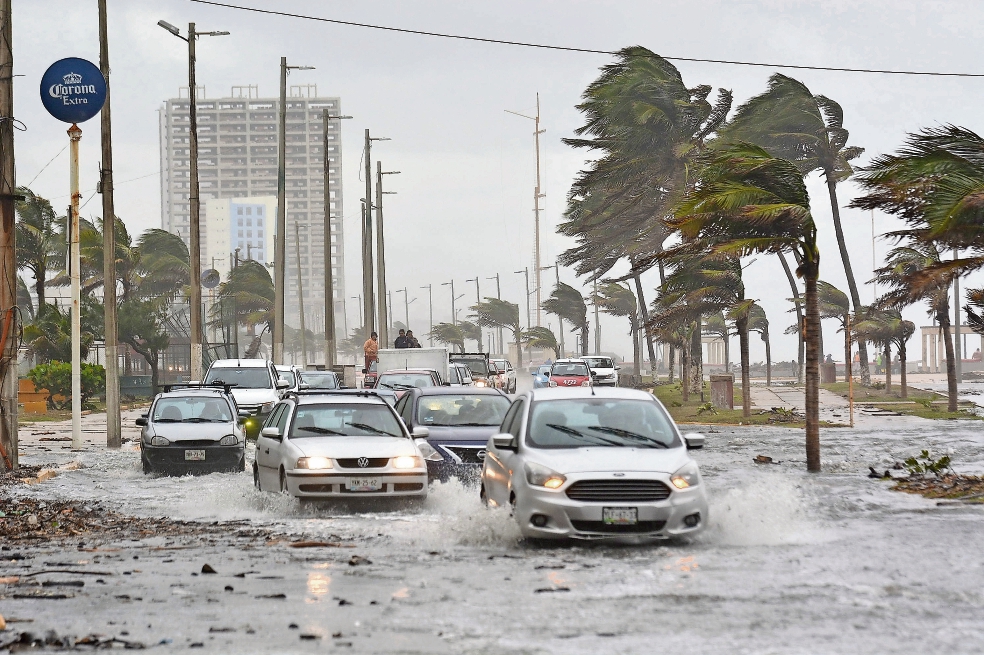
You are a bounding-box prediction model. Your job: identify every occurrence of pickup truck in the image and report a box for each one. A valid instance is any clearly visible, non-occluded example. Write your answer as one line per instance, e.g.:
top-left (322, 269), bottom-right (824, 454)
top-left (449, 352), bottom-right (499, 389)
top-left (376, 347), bottom-right (450, 384)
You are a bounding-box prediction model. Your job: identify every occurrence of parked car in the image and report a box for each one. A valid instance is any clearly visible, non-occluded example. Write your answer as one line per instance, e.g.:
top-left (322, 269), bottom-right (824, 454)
top-left (491, 358), bottom-right (517, 393)
top-left (480, 387), bottom-right (708, 540)
top-left (532, 364), bottom-right (552, 388)
top-left (275, 364), bottom-right (302, 393)
top-left (253, 390), bottom-right (428, 500)
top-left (580, 356), bottom-right (620, 387)
top-left (548, 359), bottom-right (592, 388)
top-left (374, 368), bottom-right (443, 399)
top-left (362, 360), bottom-right (379, 389)
top-left (203, 359), bottom-right (288, 437)
top-left (394, 387), bottom-right (511, 482)
top-left (136, 385), bottom-right (247, 475)
top-left (446, 363), bottom-right (474, 387)
top-left (297, 369), bottom-right (341, 390)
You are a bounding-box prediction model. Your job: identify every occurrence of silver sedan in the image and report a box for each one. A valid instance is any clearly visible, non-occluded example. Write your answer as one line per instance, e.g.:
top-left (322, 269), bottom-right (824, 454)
top-left (480, 387), bottom-right (708, 540)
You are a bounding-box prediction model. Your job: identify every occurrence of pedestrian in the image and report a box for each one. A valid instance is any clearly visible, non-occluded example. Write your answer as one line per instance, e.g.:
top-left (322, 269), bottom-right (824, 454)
top-left (363, 331), bottom-right (379, 372)
top-left (406, 330), bottom-right (422, 348)
top-left (394, 329), bottom-right (409, 349)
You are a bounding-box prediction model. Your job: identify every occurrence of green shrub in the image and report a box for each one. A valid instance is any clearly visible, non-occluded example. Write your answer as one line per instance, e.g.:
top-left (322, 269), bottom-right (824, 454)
top-left (904, 450), bottom-right (953, 478)
top-left (27, 361), bottom-right (105, 410)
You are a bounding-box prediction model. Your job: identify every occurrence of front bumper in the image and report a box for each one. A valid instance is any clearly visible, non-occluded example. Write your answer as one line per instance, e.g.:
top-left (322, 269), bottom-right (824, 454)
top-left (142, 443), bottom-right (244, 474)
top-left (513, 474), bottom-right (708, 540)
top-left (283, 469), bottom-right (428, 498)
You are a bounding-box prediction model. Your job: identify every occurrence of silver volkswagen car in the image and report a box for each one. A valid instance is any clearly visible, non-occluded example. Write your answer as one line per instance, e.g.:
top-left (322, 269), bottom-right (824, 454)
top-left (480, 387), bottom-right (708, 540)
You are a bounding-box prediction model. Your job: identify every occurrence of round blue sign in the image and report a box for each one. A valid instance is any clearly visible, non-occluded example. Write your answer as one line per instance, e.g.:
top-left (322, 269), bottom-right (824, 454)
top-left (40, 57), bottom-right (106, 124)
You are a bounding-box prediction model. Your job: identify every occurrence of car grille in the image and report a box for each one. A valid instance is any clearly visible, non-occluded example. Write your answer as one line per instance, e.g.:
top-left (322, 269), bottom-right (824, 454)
top-left (167, 440), bottom-right (222, 448)
top-left (570, 520), bottom-right (666, 534)
top-left (565, 480), bottom-right (671, 502)
top-left (238, 404), bottom-right (263, 414)
top-left (335, 457), bottom-right (390, 469)
top-left (442, 446), bottom-right (486, 464)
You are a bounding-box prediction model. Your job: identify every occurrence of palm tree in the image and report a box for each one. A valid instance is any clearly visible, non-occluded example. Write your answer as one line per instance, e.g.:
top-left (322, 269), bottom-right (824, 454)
top-left (118, 299), bottom-right (170, 392)
top-left (471, 298), bottom-right (523, 366)
top-left (592, 282), bottom-right (639, 376)
top-left (543, 283), bottom-right (588, 356)
top-left (428, 322), bottom-right (465, 353)
top-left (210, 261), bottom-right (274, 335)
top-left (669, 142), bottom-right (822, 471)
top-left (457, 320), bottom-right (483, 352)
top-left (134, 229), bottom-right (190, 302)
top-left (17, 276), bottom-right (34, 321)
top-left (748, 303), bottom-right (772, 386)
top-left (967, 288), bottom-right (984, 336)
top-left (720, 74), bottom-right (871, 384)
top-left (853, 308), bottom-right (896, 393)
top-left (15, 188), bottom-right (63, 309)
top-left (522, 326), bottom-right (559, 360)
top-left (816, 281), bottom-right (853, 383)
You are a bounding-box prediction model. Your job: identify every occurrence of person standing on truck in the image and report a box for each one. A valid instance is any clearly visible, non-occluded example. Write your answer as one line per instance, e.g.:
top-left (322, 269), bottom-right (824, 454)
top-left (406, 330), bottom-right (422, 348)
top-left (395, 329), bottom-right (409, 349)
top-left (363, 332), bottom-right (379, 371)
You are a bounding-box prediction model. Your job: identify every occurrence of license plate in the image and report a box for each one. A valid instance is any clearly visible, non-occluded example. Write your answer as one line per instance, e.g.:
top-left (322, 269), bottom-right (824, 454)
top-left (184, 449), bottom-right (206, 461)
top-left (347, 477), bottom-right (381, 492)
top-left (603, 507), bottom-right (638, 525)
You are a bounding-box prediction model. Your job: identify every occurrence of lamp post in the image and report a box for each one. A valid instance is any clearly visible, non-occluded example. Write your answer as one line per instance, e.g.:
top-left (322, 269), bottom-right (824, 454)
top-left (375, 163), bottom-right (400, 348)
top-left (514, 266), bottom-right (532, 334)
top-left (442, 280), bottom-right (456, 325)
top-left (487, 274), bottom-right (502, 357)
top-left (421, 284), bottom-right (433, 345)
top-left (395, 287), bottom-right (415, 330)
top-left (466, 276), bottom-right (482, 351)
top-left (158, 19), bottom-right (229, 380)
top-left (351, 295), bottom-right (363, 328)
top-left (541, 263), bottom-right (563, 357)
top-left (362, 130), bottom-right (391, 341)
top-left (321, 110), bottom-right (352, 368)
top-left (273, 57), bottom-right (314, 365)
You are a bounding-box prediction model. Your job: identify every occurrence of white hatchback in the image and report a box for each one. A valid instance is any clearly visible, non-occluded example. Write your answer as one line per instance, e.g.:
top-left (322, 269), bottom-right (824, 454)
top-left (254, 391), bottom-right (428, 500)
top-left (481, 388), bottom-right (708, 539)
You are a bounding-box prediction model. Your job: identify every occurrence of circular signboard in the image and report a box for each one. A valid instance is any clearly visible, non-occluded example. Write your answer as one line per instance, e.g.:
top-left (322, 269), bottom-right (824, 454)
top-left (201, 269), bottom-right (221, 289)
top-left (40, 57), bottom-right (106, 124)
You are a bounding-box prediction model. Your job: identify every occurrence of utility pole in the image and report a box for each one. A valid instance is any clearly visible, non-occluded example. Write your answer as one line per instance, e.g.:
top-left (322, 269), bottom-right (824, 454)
top-left (352, 295), bottom-right (363, 328)
top-left (321, 110), bottom-right (351, 368)
top-left (0, 0), bottom-right (17, 470)
top-left (466, 277), bottom-right (482, 351)
top-left (98, 0), bottom-right (120, 448)
top-left (69, 123), bottom-right (82, 449)
top-left (421, 284), bottom-right (433, 345)
top-left (542, 263), bottom-right (563, 357)
top-left (362, 130), bottom-right (375, 338)
top-left (487, 274), bottom-right (502, 357)
top-left (593, 279), bottom-right (601, 355)
top-left (294, 224), bottom-right (307, 367)
top-left (515, 268), bottom-right (531, 331)
top-left (374, 163), bottom-right (400, 347)
top-left (506, 94), bottom-right (545, 326)
top-left (442, 281), bottom-right (456, 326)
top-left (387, 290), bottom-right (393, 335)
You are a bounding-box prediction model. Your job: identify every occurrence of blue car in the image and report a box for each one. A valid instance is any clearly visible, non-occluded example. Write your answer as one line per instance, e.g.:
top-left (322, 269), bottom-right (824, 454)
top-left (394, 387), bottom-right (511, 482)
top-left (532, 364), bottom-right (552, 388)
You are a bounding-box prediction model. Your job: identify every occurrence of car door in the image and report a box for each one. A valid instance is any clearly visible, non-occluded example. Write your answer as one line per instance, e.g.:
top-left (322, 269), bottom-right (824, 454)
top-left (256, 402), bottom-right (289, 489)
top-left (485, 397), bottom-right (525, 506)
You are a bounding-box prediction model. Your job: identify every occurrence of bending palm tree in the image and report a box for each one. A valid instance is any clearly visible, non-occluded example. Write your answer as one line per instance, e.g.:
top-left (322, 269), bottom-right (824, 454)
top-left (15, 188), bottom-right (63, 309)
top-left (522, 326), bottom-right (559, 361)
top-left (817, 281), bottom-right (853, 383)
top-left (470, 299), bottom-right (523, 366)
top-left (428, 322), bottom-right (465, 353)
top-left (542, 283), bottom-right (589, 356)
top-left (592, 282), bottom-right (640, 376)
top-left (748, 303), bottom-right (771, 386)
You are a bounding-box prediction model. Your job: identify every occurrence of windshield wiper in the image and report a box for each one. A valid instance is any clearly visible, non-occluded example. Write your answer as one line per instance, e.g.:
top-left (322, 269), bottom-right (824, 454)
top-left (184, 417), bottom-right (228, 423)
top-left (589, 426), bottom-right (669, 448)
top-left (543, 423), bottom-right (623, 447)
top-left (455, 422), bottom-right (501, 427)
top-left (154, 418), bottom-right (180, 423)
top-left (388, 383), bottom-right (415, 390)
top-left (345, 422), bottom-right (401, 438)
top-left (296, 426), bottom-right (346, 436)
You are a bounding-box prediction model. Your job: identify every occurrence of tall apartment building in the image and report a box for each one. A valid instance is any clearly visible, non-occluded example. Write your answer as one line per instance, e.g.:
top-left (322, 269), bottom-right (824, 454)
top-left (159, 84), bottom-right (344, 336)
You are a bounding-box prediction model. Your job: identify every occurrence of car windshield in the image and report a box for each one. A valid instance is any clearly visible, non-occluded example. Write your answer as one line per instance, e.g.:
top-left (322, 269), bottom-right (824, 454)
top-left (456, 358), bottom-right (489, 377)
top-left (278, 370), bottom-right (296, 387)
top-left (298, 372), bottom-right (338, 389)
top-left (289, 403), bottom-right (403, 438)
top-left (204, 366), bottom-right (271, 389)
top-left (376, 372), bottom-right (434, 390)
top-left (527, 398), bottom-right (680, 449)
top-left (492, 360), bottom-right (509, 371)
top-left (583, 357), bottom-right (614, 369)
top-left (552, 362), bottom-right (589, 377)
top-left (153, 396), bottom-right (233, 423)
top-left (416, 394), bottom-right (510, 427)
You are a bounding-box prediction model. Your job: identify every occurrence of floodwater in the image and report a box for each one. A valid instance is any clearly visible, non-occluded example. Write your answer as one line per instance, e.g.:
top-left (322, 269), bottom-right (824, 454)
top-left (5, 410), bottom-right (984, 654)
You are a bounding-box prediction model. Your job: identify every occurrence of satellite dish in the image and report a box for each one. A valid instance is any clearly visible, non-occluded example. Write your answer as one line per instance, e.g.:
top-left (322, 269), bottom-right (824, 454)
top-left (201, 269), bottom-right (221, 289)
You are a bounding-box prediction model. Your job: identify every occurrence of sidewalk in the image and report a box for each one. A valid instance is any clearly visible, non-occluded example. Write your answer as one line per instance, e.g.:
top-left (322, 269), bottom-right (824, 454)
top-left (747, 384), bottom-right (931, 427)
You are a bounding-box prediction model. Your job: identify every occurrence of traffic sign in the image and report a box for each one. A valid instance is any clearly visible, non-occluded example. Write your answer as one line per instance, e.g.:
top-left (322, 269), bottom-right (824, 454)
top-left (40, 57), bottom-right (106, 123)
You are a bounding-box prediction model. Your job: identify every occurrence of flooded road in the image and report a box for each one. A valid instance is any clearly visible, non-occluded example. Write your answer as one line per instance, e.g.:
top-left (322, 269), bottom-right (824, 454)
top-left (4, 409), bottom-right (984, 654)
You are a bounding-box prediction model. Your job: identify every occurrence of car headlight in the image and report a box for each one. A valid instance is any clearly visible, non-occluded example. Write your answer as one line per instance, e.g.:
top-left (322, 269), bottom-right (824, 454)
top-left (415, 440), bottom-right (444, 462)
top-left (259, 402), bottom-right (276, 414)
top-left (671, 461), bottom-right (701, 489)
top-left (219, 435), bottom-right (239, 446)
top-left (150, 436), bottom-right (170, 446)
top-left (524, 461), bottom-right (566, 489)
top-left (392, 455), bottom-right (422, 469)
top-left (581, 380), bottom-right (591, 387)
top-left (548, 380), bottom-right (557, 387)
top-left (474, 380), bottom-right (486, 388)
top-left (296, 456), bottom-right (333, 470)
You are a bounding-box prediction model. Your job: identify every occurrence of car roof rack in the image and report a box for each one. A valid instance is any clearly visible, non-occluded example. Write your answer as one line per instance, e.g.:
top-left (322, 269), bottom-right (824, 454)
top-left (284, 389), bottom-right (388, 400)
top-left (163, 382), bottom-right (238, 395)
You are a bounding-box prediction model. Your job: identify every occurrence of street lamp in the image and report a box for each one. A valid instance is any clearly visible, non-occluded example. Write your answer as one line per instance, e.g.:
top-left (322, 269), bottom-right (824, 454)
top-left (362, 131), bottom-right (391, 342)
top-left (541, 263), bottom-right (563, 357)
top-left (441, 280), bottom-right (456, 325)
top-left (375, 166), bottom-right (401, 349)
top-left (420, 284), bottom-right (434, 345)
top-left (487, 273), bottom-right (503, 357)
top-left (465, 277), bottom-right (482, 351)
top-left (322, 111), bottom-right (352, 368)
top-left (158, 19), bottom-right (229, 381)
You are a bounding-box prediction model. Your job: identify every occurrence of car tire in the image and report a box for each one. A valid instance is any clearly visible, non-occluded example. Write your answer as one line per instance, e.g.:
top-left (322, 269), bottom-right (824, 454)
top-left (253, 463), bottom-right (261, 490)
top-left (141, 457), bottom-right (151, 475)
top-left (239, 455), bottom-right (246, 472)
top-left (480, 484), bottom-right (490, 507)
top-left (279, 468), bottom-right (288, 494)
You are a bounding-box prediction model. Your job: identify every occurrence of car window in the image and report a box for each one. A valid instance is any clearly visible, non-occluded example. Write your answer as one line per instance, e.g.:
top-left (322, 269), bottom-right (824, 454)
top-left (526, 398), bottom-right (680, 449)
top-left (396, 395), bottom-right (414, 424)
top-left (499, 398), bottom-right (522, 438)
top-left (263, 403), bottom-right (286, 431)
top-left (507, 399), bottom-right (526, 439)
top-left (298, 371), bottom-right (338, 389)
top-left (446, 367), bottom-right (460, 385)
top-left (551, 362), bottom-right (589, 377)
top-left (537, 365), bottom-right (551, 375)
top-left (153, 396), bottom-right (232, 422)
top-left (204, 366), bottom-right (272, 389)
top-left (289, 403), bottom-right (403, 438)
top-left (416, 394), bottom-right (510, 427)
top-left (455, 358), bottom-right (489, 377)
top-left (584, 357), bottom-right (614, 369)
top-left (376, 373), bottom-right (435, 390)
top-left (278, 370), bottom-right (297, 387)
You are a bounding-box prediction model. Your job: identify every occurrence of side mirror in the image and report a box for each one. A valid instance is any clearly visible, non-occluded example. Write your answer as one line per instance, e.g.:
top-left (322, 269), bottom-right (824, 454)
top-left (362, 368), bottom-right (368, 374)
top-left (543, 371), bottom-right (550, 377)
top-left (339, 385), bottom-right (350, 390)
top-left (491, 433), bottom-right (516, 451)
top-left (260, 426), bottom-right (282, 440)
top-left (683, 432), bottom-right (705, 450)
top-left (411, 426), bottom-right (430, 439)
top-left (276, 379), bottom-right (289, 390)
top-left (135, 417), bottom-right (147, 427)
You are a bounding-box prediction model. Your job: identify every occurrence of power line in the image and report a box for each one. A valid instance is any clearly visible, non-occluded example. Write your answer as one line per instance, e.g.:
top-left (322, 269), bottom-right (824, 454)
top-left (191, 0), bottom-right (984, 78)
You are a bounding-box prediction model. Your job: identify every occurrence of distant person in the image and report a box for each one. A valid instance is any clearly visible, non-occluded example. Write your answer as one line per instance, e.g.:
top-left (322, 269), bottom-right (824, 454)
top-left (406, 330), bottom-right (422, 348)
top-left (363, 331), bottom-right (379, 372)
top-left (973, 348), bottom-right (982, 362)
top-left (825, 354), bottom-right (834, 364)
top-left (394, 329), bottom-right (409, 349)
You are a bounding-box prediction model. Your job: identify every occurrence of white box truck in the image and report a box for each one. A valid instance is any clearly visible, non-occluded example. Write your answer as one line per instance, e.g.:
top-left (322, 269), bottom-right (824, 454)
top-left (376, 347), bottom-right (450, 383)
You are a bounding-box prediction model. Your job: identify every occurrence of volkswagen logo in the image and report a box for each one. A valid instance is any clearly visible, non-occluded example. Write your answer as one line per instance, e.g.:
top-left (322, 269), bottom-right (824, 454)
top-left (357, 457), bottom-right (370, 468)
top-left (476, 450), bottom-right (487, 462)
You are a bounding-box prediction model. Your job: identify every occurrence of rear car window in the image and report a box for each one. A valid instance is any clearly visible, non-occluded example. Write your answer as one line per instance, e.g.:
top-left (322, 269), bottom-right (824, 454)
top-left (204, 367), bottom-right (272, 389)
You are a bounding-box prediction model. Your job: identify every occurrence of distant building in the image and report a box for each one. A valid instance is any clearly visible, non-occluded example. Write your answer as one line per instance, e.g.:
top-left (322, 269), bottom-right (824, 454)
top-left (159, 84), bottom-right (344, 334)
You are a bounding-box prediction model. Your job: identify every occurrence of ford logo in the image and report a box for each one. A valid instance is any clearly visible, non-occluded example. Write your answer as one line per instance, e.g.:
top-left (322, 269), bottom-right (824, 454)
top-left (357, 457), bottom-right (370, 468)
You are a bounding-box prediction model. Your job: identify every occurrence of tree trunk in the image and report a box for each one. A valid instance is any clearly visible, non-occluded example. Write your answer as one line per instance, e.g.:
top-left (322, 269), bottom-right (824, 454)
top-left (899, 343), bottom-right (907, 399)
top-left (884, 343), bottom-right (892, 394)
top-left (843, 315), bottom-right (852, 383)
top-left (513, 327), bottom-right (523, 368)
top-left (632, 270), bottom-right (657, 376)
top-left (804, 270), bottom-right (821, 472)
top-left (680, 336), bottom-right (691, 403)
top-left (778, 252), bottom-right (804, 384)
top-left (738, 317), bottom-right (751, 418)
top-left (689, 321), bottom-right (703, 396)
top-left (35, 264), bottom-right (45, 309)
top-left (940, 315), bottom-right (958, 412)
top-left (764, 330), bottom-right (772, 387)
top-left (826, 177), bottom-right (871, 385)
top-left (581, 325), bottom-right (588, 356)
top-left (629, 316), bottom-right (640, 378)
top-left (667, 346), bottom-right (674, 382)
top-left (723, 329), bottom-right (730, 374)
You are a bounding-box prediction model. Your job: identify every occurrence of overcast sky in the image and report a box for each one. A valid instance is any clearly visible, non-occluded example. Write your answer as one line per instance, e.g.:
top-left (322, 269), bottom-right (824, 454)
top-left (13, 0), bottom-right (984, 365)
